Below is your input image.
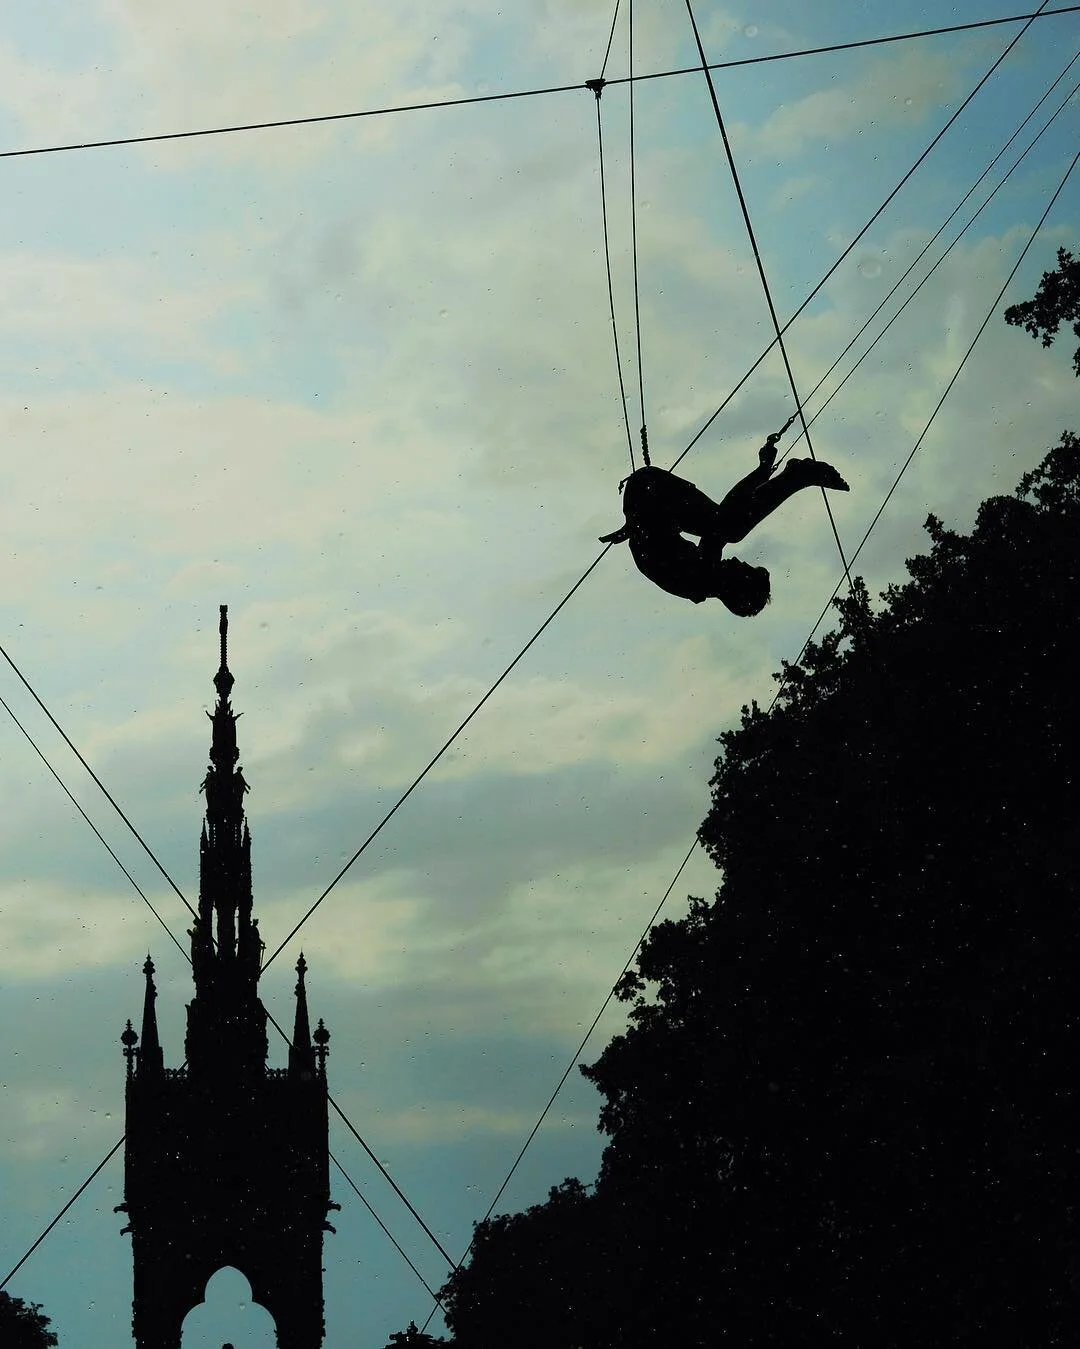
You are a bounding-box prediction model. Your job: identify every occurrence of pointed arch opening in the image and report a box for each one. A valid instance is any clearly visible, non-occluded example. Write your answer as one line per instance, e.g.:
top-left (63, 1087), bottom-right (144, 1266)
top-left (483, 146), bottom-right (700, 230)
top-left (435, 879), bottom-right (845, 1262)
top-left (180, 1266), bottom-right (277, 1349)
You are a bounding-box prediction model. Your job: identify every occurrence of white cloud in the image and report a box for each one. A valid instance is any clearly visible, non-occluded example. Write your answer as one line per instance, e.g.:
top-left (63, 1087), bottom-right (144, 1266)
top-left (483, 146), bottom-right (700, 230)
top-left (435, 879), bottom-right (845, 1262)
top-left (0, 250), bottom-right (250, 373)
top-left (737, 46), bottom-right (963, 156)
top-left (253, 880), bottom-right (427, 990)
top-left (373, 1101), bottom-right (541, 1145)
top-left (264, 841), bottom-right (710, 1033)
top-left (2, 1086), bottom-right (84, 1158)
top-left (0, 385), bottom-right (424, 561)
top-left (0, 1084), bottom-right (120, 1163)
top-left (0, 35), bottom-right (112, 148)
top-left (0, 882), bottom-right (150, 979)
top-left (95, 0), bottom-right (491, 165)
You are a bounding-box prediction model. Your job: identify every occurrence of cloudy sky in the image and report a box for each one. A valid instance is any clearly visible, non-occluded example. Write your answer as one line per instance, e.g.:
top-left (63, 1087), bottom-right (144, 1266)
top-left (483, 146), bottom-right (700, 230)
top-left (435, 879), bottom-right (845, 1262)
top-left (0, 1), bottom-right (1077, 1344)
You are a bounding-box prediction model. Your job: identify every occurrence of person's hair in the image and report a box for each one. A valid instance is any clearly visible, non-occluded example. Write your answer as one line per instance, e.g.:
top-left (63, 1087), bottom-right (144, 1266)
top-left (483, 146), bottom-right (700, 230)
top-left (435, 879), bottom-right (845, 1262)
top-left (713, 557), bottom-right (771, 616)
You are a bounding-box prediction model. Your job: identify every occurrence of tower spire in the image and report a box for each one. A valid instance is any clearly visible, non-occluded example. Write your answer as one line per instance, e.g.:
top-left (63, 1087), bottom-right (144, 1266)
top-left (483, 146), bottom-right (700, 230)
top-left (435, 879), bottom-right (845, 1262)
top-left (197, 602), bottom-right (253, 964)
top-left (120, 604), bottom-right (334, 1349)
top-left (137, 955), bottom-right (163, 1077)
top-left (289, 953), bottom-right (316, 1077)
top-left (185, 604), bottom-right (265, 1076)
top-left (215, 602), bottom-right (234, 703)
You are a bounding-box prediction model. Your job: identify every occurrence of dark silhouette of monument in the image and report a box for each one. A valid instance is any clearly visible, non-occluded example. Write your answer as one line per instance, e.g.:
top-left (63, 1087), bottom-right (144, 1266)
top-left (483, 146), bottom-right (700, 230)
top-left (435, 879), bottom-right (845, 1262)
top-left (117, 607), bottom-right (336, 1348)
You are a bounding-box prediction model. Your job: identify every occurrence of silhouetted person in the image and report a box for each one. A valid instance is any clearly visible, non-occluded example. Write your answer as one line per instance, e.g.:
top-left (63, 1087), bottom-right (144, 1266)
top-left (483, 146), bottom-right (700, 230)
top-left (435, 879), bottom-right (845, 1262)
top-left (600, 424), bottom-right (849, 615)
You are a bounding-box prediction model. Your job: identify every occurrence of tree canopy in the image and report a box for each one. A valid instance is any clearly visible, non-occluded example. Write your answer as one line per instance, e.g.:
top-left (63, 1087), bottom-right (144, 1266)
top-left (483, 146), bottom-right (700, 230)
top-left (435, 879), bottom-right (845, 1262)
top-left (612, 435), bottom-right (1078, 1338)
top-left (1004, 245), bottom-right (1080, 375)
top-left (0, 1292), bottom-right (59, 1349)
top-left (384, 266), bottom-right (1080, 1347)
top-left (434, 430), bottom-right (1080, 1346)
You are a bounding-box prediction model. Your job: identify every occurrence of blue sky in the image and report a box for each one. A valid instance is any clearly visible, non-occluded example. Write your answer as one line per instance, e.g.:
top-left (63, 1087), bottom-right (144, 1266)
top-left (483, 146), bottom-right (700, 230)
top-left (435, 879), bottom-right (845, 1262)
top-left (0, 3), bottom-right (1077, 1345)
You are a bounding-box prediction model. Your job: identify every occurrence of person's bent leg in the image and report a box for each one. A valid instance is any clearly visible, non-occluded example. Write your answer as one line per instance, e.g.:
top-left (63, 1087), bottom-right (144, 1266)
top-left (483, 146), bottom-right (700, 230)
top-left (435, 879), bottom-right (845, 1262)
top-left (715, 458), bottom-right (849, 544)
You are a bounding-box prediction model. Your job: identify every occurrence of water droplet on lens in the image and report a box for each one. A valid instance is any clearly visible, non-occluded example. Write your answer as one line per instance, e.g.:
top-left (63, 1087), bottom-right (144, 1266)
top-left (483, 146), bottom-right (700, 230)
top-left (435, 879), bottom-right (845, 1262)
top-left (744, 24), bottom-right (758, 37)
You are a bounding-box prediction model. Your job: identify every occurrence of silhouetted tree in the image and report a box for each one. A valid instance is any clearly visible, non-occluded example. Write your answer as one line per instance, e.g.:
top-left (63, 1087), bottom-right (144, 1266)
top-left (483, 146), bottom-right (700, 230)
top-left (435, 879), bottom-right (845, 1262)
top-left (0, 1291), bottom-right (59, 1348)
top-left (1005, 245), bottom-right (1080, 374)
top-left (439, 430), bottom-right (1080, 1347)
top-left (588, 433), bottom-right (1080, 1345)
top-left (441, 1179), bottom-right (603, 1347)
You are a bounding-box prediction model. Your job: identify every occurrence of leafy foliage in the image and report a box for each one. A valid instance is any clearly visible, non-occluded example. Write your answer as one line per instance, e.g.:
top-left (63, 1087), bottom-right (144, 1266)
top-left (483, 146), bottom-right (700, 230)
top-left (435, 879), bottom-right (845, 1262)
top-left (440, 1179), bottom-right (601, 1347)
top-left (437, 433), bottom-right (1080, 1347)
top-left (0, 1292), bottom-right (59, 1348)
top-left (1004, 246), bottom-right (1080, 375)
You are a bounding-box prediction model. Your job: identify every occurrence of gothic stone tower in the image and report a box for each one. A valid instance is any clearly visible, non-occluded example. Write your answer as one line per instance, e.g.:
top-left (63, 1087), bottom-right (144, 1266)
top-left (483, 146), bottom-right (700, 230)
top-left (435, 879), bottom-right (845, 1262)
top-left (118, 607), bottom-right (336, 1348)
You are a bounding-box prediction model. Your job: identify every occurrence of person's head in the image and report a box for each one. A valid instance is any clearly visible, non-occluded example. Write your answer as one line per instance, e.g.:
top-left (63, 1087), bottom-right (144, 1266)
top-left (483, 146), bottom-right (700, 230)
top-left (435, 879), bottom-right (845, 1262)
top-left (712, 557), bottom-right (771, 616)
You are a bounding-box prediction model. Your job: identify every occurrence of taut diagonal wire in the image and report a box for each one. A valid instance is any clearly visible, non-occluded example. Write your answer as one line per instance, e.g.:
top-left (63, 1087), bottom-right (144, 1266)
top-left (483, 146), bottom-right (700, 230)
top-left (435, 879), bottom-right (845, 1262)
top-left (628, 0), bottom-right (650, 465)
top-left (776, 46), bottom-right (1080, 465)
top-left (785, 65), bottom-right (1080, 458)
top-left (0, 1139), bottom-right (125, 1292)
top-left (683, 0), bottom-right (852, 589)
top-left (0, 692), bottom-right (189, 961)
top-left (670, 0), bottom-right (1055, 475)
top-left (0, 640), bottom-right (197, 925)
top-left (1, 9), bottom-right (1075, 163)
top-left (593, 86), bottom-right (637, 470)
top-left (420, 838), bottom-right (701, 1334)
top-left (770, 144), bottom-right (1080, 709)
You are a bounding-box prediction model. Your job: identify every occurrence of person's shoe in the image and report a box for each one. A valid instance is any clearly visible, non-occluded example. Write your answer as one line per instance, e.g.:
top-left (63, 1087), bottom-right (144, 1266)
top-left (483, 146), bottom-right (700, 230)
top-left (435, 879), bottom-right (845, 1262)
top-left (788, 458), bottom-right (849, 491)
top-left (814, 461), bottom-right (850, 492)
